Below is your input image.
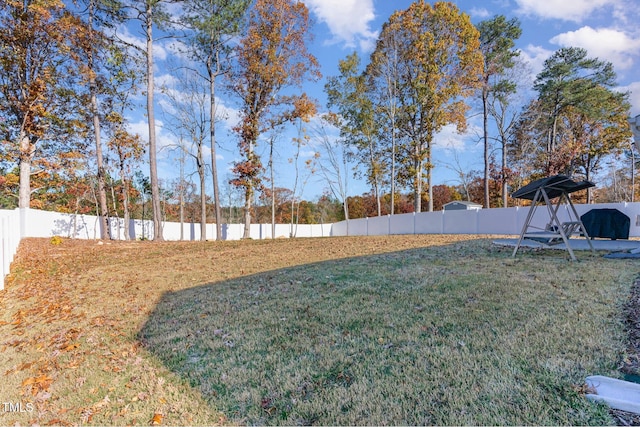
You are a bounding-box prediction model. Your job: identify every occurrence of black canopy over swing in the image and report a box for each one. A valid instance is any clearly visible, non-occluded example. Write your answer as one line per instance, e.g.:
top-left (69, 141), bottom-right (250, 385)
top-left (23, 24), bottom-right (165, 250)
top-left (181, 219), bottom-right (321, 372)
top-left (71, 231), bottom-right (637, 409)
top-left (511, 175), bottom-right (595, 261)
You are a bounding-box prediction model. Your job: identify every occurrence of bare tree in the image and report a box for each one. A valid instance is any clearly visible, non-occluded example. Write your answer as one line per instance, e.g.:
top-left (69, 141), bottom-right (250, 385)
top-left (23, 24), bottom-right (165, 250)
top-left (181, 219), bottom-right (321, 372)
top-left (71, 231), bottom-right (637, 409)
top-left (161, 69), bottom-right (210, 240)
top-left (125, 0), bottom-right (179, 241)
top-left (315, 115), bottom-right (350, 225)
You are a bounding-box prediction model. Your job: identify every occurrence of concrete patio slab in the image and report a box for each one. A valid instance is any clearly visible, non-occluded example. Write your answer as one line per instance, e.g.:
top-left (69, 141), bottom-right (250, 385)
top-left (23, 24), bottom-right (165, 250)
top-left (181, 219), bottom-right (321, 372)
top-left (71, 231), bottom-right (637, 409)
top-left (585, 375), bottom-right (640, 415)
top-left (493, 238), bottom-right (640, 252)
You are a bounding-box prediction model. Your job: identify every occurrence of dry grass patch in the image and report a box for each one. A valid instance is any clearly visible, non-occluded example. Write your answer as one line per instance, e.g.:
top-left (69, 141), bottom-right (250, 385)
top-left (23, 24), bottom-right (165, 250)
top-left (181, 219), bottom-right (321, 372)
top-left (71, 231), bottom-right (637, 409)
top-left (0, 235), bottom-right (637, 425)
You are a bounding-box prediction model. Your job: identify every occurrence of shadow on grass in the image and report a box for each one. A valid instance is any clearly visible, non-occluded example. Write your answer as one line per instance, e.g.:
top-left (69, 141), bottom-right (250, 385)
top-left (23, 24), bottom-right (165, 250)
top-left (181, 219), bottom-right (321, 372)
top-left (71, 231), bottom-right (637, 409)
top-left (137, 239), bottom-right (624, 426)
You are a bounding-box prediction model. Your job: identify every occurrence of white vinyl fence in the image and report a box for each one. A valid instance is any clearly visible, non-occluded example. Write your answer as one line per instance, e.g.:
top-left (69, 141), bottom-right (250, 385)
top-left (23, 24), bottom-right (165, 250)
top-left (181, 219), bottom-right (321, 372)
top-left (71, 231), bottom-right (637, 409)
top-left (0, 209), bottom-right (21, 291)
top-left (330, 202), bottom-right (640, 238)
top-left (17, 208), bottom-right (331, 241)
top-left (2, 202), bottom-right (640, 290)
top-left (0, 208), bottom-right (331, 290)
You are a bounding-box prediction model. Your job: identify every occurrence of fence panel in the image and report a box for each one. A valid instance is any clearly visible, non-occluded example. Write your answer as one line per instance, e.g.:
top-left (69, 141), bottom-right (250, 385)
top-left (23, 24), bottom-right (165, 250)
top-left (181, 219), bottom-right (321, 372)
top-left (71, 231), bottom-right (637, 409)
top-left (367, 216), bottom-right (389, 236)
top-left (389, 213), bottom-right (414, 235)
top-left (478, 207), bottom-right (519, 235)
top-left (331, 220), bottom-right (347, 236)
top-left (0, 209), bottom-right (20, 290)
top-left (347, 218), bottom-right (368, 236)
top-left (443, 210), bottom-right (478, 234)
top-left (414, 211), bottom-right (443, 234)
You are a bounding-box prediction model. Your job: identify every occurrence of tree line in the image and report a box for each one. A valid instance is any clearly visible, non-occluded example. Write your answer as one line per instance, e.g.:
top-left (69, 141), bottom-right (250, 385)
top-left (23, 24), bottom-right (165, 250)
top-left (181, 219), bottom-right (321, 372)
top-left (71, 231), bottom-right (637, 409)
top-left (0, 0), bottom-right (634, 241)
top-left (325, 5), bottom-right (632, 216)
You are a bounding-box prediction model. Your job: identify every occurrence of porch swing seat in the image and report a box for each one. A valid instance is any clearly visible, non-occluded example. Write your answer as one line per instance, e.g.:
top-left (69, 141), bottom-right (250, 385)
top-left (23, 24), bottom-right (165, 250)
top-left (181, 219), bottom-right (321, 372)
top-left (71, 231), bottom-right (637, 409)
top-left (511, 175), bottom-right (595, 261)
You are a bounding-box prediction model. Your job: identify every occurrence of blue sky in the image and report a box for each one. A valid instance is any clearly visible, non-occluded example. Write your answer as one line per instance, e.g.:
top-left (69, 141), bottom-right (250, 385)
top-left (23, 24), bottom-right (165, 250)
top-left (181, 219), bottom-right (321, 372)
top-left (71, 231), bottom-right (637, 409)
top-left (124, 0), bottom-right (640, 203)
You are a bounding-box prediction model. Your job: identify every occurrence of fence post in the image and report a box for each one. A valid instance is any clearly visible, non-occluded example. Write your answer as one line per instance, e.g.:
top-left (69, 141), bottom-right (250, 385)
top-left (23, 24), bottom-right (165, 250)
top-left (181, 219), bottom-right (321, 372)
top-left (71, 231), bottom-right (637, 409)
top-left (413, 212), bottom-right (416, 235)
top-left (1, 216), bottom-right (6, 290)
top-left (19, 208), bottom-right (28, 238)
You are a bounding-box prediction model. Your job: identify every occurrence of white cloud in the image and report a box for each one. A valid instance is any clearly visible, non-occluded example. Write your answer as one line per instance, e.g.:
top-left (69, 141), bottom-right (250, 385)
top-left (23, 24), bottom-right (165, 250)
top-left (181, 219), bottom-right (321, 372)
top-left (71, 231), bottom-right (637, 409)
top-left (469, 7), bottom-right (491, 19)
top-left (114, 24), bottom-right (168, 61)
top-left (127, 120), bottom-right (149, 142)
top-left (127, 119), bottom-right (177, 156)
top-left (550, 26), bottom-right (640, 71)
top-left (214, 98), bottom-right (241, 131)
top-left (514, 0), bottom-right (616, 22)
top-left (617, 81), bottom-right (640, 117)
top-left (155, 73), bottom-right (179, 89)
top-left (165, 39), bottom-right (192, 62)
top-left (434, 123), bottom-right (480, 152)
top-left (302, 0), bottom-right (378, 51)
top-left (519, 44), bottom-right (554, 80)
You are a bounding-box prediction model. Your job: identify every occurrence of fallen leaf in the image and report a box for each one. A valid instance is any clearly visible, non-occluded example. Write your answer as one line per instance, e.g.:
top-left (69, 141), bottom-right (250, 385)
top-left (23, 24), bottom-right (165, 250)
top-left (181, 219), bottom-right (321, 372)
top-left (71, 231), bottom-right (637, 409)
top-left (80, 408), bottom-right (94, 423)
top-left (44, 419), bottom-right (73, 426)
top-left (63, 343), bottom-right (80, 351)
top-left (36, 390), bottom-right (52, 403)
top-left (17, 361), bottom-right (36, 371)
top-left (22, 374), bottom-right (53, 387)
top-left (96, 395), bottom-right (110, 408)
top-left (151, 413), bottom-right (163, 425)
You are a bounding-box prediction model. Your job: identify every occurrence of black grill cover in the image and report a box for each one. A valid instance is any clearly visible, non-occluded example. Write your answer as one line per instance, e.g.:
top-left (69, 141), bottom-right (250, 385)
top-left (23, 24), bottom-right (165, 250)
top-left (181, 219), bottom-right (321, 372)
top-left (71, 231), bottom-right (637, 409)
top-left (580, 208), bottom-right (630, 240)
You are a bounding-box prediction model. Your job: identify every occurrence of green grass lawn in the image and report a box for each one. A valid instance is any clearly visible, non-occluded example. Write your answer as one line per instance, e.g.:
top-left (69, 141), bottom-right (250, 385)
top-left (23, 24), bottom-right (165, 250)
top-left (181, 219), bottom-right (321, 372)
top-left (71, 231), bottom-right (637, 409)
top-left (139, 239), bottom-right (633, 425)
top-left (1, 236), bottom-right (637, 425)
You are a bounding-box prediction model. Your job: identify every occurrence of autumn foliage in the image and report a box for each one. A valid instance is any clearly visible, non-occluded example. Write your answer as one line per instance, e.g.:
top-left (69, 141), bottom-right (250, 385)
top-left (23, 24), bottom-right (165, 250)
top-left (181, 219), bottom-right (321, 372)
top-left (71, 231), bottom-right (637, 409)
top-left (227, 0), bottom-right (320, 237)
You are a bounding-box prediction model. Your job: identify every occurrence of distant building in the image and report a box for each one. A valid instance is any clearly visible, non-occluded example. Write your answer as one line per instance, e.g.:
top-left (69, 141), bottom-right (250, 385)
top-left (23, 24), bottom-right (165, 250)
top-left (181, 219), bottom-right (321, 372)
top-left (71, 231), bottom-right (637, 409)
top-left (442, 201), bottom-right (482, 211)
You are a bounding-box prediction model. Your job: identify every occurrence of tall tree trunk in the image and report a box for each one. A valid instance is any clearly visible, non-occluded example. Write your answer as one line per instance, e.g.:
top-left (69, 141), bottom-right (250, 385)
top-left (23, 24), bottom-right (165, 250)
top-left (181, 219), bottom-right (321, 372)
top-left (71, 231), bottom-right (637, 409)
top-left (146, 3), bottom-right (163, 241)
top-left (198, 145), bottom-right (206, 241)
top-left (242, 141), bottom-right (254, 239)
top-left (269, 139), bottom-right (275, 239)
top-left (427, 170), bottom-right (433, 212)
top-left (291, 136), bottom-right (299, 237)
top-left (109, 183), bottom-right (120, 239)
top-left (208, 55), bottom-right (222, 240)
top-left (482, 86), bottom-right (490, 208)
top-left (88, 0), bottom-right (110, 240)
top-left (502, 134), bottom-right (508, 207)
top-left (368, 141), bottom-right (381, 216)
top-left (414, 144), bottom-right (422, 213)
top-left (427, 144), bottom-right (433, 212)
top-left (120, 166), bottom-right (130, 241)
top-left (342, 148), bottom-right (350, 224)
top-left (18, 132), bottom-right (33, 209)
top-left (92, 92), bottom-right (110, 239)
top-left (546, 114), bottom-right (560, 173)
top-left (375, 181), bottom-right (381, 217)
top-left (631, 146), bottom-right (635, 203)
top-left (179, 151), bottom-right (184, 241)
top-left (243, 187), bottom-right (252, 239)
top-left (585, 155), bottom-right (592, 204)
top-left (390, 128), bottom-right (396, 215)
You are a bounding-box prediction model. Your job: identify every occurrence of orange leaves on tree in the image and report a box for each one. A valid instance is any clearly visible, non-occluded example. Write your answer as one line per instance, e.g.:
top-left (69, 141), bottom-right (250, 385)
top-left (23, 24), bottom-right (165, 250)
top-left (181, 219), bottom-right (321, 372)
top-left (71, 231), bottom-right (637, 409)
top-left (228, 0), bottom-right (320, 233)
top-left (366, 0), bottom-right (483, 212)
top-left (1, 0), bottom-right (91, 209)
